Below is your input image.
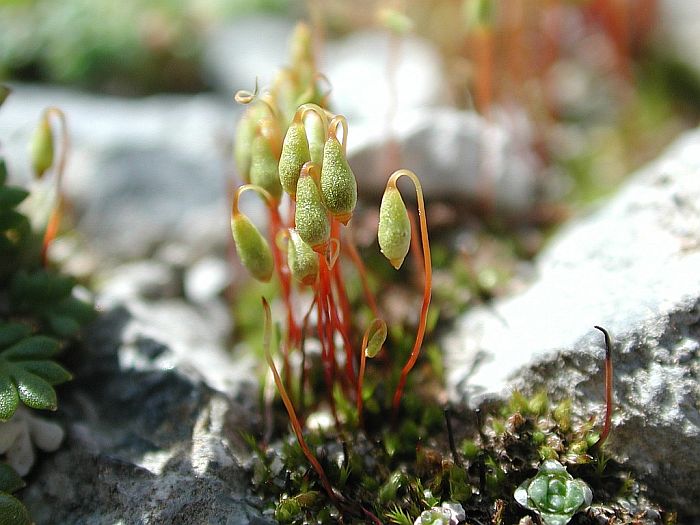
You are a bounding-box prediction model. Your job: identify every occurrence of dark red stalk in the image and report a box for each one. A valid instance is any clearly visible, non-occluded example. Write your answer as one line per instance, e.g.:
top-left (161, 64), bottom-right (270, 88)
top-left (592, 325), bottom-right (614, 451)
top-left (262, 298), bottom-right (340, 504)
top-left (40, 107), bottom-right (69, 267)
top-left (343, 238), bottom-right (380, 319)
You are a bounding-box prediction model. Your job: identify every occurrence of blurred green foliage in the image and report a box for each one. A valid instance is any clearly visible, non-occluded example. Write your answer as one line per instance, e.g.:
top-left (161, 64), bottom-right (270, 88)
top-left (0, 0), bottom-right (291, 94)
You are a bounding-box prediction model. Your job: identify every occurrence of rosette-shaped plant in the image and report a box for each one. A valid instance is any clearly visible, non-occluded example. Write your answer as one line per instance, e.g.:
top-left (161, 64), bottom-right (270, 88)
top-left (514, 460), bottom-right (592, 525)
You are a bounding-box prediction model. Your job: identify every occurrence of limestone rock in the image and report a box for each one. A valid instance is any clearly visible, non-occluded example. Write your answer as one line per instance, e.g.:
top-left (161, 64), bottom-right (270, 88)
top-left (347, 107), bottom-right (542, 214)
top-left (445, 128), bottom-right (700, 517)
top-left (21, 300), bottom-right (269, 524)
top-left (0, 84), bottom-right (235, 264)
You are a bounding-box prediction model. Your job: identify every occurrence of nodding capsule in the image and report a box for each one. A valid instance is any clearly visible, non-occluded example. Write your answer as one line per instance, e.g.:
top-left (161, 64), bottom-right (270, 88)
top-left (378, 185), bottom-right (411, 270)
top-left (231, 213), bottom-right (274, 282)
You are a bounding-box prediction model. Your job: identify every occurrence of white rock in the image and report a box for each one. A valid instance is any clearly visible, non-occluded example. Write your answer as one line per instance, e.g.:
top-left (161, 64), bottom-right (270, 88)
top-left (445, 128), bottom-right (700, 518)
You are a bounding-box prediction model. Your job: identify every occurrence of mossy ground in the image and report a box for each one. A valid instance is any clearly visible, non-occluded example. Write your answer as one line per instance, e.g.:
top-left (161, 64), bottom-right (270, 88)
top-left (245, 358), bottom-right (673, 524)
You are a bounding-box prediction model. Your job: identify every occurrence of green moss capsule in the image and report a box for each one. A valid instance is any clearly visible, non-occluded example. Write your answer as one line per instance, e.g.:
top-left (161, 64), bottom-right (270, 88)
top-left (29, 116), bottom-right (53, 179)
top-left (287, 228), bottom-right (318, 285)
top-left (295, 162), bottom-right (330, 251)
top-left (290, 22), bottom-right (313, 69)
top-left (320, 136), bottom-right (357, 224)
top-left (233, 108), bottom-right (257, 183)
top-left (249, 133), bottom-right (282, 202)
top-left (278, 121), bottom-right (310, 198)
top-left (231, 213), bottom-right (273, 282)
top-left (364, 320), bottom-right (387, 358)
top-left (378, 185), bottom-right (411, 269)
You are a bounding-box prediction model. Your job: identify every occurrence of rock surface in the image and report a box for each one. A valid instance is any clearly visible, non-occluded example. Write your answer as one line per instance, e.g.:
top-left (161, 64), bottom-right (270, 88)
top-left (21, 288), bottom-right (268, 523)
top-left (347, 107), bottom-right (542, 214)
top-left (444, 128), bottom-right (700, 517)
top-left (322, 30), bottom-right (447, 123)
top-left (0, 84), bottom-right (236, 263)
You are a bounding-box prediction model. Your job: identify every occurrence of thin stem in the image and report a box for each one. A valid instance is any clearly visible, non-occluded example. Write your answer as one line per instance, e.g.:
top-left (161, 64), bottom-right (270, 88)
top-left (297, 103), bottom-right (330, 142)
top-left (298, 295), bottom-right (317, 420)
top-left (356, 319), bottom-right (385, 430)
top-left (444, 407), bottom-right (462, 467)
top-left (328, 114), bottom-right (348, 154)
top-left (389, 169), bottom-right (432, 420)
top-left (233, 184), bottom-right (298, 385)
top-left (330, 219), bottom-right (352, 336)
top-left (262, 298), bottom-right (340, 504)
top-left (231, 184), bottom-right (275, 217)
top-left (592, 325), bottom-right (614, 451)
top-left (343, 238), bottom-right (380, 319)
top-left (315, 262), bottom-right (340, 427)
top-left (41, 107), bottom-right (69, 266)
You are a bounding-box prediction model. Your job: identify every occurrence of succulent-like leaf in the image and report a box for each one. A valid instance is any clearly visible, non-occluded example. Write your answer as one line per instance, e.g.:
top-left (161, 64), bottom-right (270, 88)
top-left (7, 271), bottom-right (94, 337)
top-left (13, 368), bottom-right (57, 411)
top-left (231, 213), bottom-right (274, 282)
top-left (0, 376), bottom-right (19, 422)
top-left (279, 121), bottom-right (311, 198)
top-left (0, 187), bottom-right (28, 209)
top-left (378, 186), bottom-right (411, 269)
top-left (19, 361), bottom-right (72, 385)
top-left (295, 163), bottom-right (330, 250)
top-left (0, 211), bottom-right (28, 231)
top-left (2, 337), bottom-right (60, 360)
top-left (0, 325), bottom-right (31, 348)
top-left (320, 136), bottom-right (357, 224)
top-left (0, 464), bottom-right (25, 494)
top-left (0, 334), bottom-right (65, 420)
top-left (47, 314), bottom-right (81, 338)
top-left (0, 492), bottom-right (31, 525)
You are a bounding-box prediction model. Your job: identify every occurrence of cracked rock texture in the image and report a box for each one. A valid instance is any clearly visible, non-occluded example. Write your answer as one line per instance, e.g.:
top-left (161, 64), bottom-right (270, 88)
top-left (21, 290), bottom-right (269, 524)
top-left (445, 128), bottom-right (700, 518)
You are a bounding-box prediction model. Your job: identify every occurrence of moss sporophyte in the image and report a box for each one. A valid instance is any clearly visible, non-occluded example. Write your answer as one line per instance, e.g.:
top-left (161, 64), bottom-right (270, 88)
top-left (230, 22), bottom-right (667, 525)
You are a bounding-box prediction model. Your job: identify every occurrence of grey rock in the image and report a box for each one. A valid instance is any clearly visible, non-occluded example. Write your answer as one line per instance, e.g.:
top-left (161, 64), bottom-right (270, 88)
top-left (445, 128), bottom-right (700, 516)
top-left (22, 299), bottom-right (268, 524)
top-left (0, 84), bottom-right (236, 264)
top-left (322, 30), bottom-right (447, 123)
top-left (184, 256), bottom-right (232, 304)
top-left (203, 15), bottom-right (297, 95)
top-left (347, 107), bottom-right (542, 214)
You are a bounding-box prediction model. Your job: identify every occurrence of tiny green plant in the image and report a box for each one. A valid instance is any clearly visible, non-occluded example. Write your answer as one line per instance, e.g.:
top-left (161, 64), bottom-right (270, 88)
top-left (230, 22), bottom-right (435, 519)
top-left (231, 23), bottom-right (670, 525)
top-left (0, 87), bottom-right (94, 523)
top-left (514, 460), bottom-right (592, 525)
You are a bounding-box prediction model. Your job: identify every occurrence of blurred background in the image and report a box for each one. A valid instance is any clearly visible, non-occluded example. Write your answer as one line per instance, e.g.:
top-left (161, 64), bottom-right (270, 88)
top-left (1, 0), bottom-right (700, 325)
